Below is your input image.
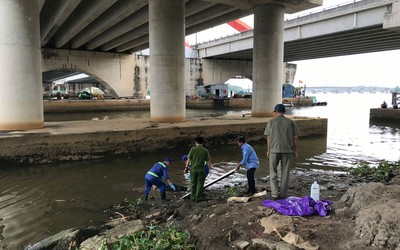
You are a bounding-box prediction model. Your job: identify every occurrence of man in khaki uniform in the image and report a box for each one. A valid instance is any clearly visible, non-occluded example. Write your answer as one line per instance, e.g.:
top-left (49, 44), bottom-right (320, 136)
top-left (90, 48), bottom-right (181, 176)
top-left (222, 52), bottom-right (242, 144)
top-left (264, 104), bottom-right (300, 199)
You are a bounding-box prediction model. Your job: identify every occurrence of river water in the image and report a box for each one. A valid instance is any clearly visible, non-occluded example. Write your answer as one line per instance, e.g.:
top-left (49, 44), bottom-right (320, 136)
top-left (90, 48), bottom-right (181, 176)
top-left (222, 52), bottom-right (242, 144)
top-left (0, 93), bottom-right (399, 249)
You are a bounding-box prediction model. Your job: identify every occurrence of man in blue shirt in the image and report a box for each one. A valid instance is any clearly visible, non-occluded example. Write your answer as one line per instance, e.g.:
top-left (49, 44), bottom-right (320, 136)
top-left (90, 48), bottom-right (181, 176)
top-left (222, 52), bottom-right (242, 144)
top-left (236, 136), bottom-right (260, 196)
top-left (144, 157), bottom-right (176, 201)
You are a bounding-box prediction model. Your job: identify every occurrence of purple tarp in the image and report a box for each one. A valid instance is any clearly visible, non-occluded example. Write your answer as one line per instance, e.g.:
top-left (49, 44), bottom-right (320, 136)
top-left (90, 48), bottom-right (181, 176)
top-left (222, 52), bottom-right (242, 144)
top-left (262, 196), bottom-right (332, 217)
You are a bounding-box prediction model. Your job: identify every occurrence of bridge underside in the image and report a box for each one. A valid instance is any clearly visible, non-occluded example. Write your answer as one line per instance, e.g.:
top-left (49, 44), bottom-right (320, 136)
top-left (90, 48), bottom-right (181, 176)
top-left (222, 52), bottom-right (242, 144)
top-left (285, 25), bottom-right (400, 61)
top-left (40, 0), bottom-right (321, 54)
top-left (42, 69), bottom-right (82, 83)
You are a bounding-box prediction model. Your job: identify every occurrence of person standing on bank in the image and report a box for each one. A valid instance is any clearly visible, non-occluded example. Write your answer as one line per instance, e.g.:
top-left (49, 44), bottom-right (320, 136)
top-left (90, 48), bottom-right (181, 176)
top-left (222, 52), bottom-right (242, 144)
top-left (184, 136), bottom-right (212, 202)
top-left (144, 158), bottom-right (176, 201)
top-left (264, 104), bottom-right (300, 200)
top-left (182, 154), bottom-right (209, 180)
top-left (235, 136), bottom-right (259, 196)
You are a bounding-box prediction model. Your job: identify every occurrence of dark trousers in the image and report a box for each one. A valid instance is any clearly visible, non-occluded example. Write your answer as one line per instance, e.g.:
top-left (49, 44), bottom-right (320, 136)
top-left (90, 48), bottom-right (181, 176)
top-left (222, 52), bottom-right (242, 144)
top-left (190, 167), bottom-right (206, 201)
top-left (246, 168), bottom-right (257, 193)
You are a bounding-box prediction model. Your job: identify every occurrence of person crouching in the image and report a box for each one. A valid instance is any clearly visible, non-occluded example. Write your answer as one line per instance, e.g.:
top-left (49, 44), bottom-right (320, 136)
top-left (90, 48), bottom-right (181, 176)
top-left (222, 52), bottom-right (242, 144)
top-left (144, 157), bottom-right (176, 201)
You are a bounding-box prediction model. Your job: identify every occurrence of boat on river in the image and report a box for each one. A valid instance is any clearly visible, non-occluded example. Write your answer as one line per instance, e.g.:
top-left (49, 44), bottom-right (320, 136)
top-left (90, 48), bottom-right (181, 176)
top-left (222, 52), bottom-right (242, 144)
top-left (282, 100), bottom-right (294, 108)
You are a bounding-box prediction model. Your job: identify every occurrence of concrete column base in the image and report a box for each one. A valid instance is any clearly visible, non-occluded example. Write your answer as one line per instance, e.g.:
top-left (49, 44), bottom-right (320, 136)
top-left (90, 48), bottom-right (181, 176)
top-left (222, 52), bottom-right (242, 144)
top-left (0, 0), bottom-right (43, 130)
top-left (251, 4), bottom-right (285, 117)
top-left (149, 0), bottom-right (185, 123)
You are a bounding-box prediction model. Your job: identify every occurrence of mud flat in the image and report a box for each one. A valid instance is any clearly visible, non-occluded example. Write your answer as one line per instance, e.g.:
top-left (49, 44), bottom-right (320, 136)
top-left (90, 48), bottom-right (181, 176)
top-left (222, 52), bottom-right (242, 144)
top-left (0, 115), bottom-right (326, 164)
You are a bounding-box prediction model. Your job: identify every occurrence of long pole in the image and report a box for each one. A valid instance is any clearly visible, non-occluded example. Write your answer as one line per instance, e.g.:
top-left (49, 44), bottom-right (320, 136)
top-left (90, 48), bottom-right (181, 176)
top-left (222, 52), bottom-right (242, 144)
top-left (179, 169), bottom-right (236, 199)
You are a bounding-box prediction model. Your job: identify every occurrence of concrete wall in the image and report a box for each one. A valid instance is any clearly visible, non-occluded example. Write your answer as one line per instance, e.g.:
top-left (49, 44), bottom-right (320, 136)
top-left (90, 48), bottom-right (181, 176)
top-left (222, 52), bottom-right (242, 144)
top-left (384, 1), bottom-right (400, 33)
top-left (186, 58), bottom-right (203, 96)
top-left (132, 54), bottom-right (149, 98)
top-left (283, 97), bottom-right (314, 106)
top-left (370, 108), bottom-right (400, 120)
top-left (185, 98), bottom-right (252, 109)
top-left (42, 49), bottom-right (135, 98)
top-left (285, 63), bottom-right (297, 84)
top-left (43, 99), bottom-right (150, 113)
top-left (42, 50), bottom-right (295, 99)
top-left (42, 50), bottom-right (207, 99)
top-left (201, 59), bottom-right (253, 85)
top-left (132, 55), bottom-right (203, 98)
top-left (0, 116), bottom-right (327, 164)
top-left (201, 59), bottom-right (294, 86)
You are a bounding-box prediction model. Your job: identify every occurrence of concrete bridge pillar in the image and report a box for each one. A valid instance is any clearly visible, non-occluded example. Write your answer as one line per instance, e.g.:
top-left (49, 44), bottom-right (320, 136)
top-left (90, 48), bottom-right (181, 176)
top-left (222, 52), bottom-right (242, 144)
top-left (149, 0), bottom-right (185, 122)
top-left (252, 4), bottom-right (285, 117)
top-left (0, 0), bottom-right (43, 130)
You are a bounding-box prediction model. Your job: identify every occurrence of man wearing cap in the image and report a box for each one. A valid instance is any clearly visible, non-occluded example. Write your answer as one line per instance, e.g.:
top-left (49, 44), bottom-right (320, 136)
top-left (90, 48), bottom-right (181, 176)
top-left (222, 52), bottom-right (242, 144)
top-left (184, 136), bottom-right (212, 202)
top-left (182, 154), bottom-right (209, 180)
top-left (264, 104), bottom-right (300, 200)
top-left (144, 158), bottom-right (176, 201)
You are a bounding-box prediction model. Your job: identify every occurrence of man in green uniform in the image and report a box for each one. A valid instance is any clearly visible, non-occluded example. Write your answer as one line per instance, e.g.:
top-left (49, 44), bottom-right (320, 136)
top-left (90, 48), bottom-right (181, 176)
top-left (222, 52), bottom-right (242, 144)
top-left (184, 136), bottom-right (212, 202)
top-left (264, 104), bottom-right (300, 200)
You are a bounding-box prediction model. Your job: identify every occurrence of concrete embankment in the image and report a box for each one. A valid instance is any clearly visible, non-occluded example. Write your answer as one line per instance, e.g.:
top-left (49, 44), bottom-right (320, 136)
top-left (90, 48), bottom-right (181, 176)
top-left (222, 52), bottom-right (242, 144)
top-left (0, 115), bottom-right (326, 164)
top-left (370, 108), bottom-right (400, 120)
top-left (43, 99), bottom-right (251, 112)
top-left (43, 99), bottom-right (151, 112)
top-left (43, 97), bottom-right (314, 113)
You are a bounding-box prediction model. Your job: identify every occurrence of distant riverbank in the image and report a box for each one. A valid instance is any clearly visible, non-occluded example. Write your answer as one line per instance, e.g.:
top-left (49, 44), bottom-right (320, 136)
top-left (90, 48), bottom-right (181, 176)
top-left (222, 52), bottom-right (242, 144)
top-left (43, 97), bottom-right (314, 113)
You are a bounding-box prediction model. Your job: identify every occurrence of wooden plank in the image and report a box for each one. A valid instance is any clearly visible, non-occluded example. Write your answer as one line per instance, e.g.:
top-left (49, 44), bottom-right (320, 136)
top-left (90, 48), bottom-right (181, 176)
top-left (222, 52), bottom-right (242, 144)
top-left (179, 169), bottom-right (236, 200)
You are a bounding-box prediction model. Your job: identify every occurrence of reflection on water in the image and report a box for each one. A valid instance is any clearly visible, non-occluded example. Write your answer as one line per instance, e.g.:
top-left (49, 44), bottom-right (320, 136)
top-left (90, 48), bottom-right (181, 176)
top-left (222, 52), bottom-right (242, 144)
top-left (288, 93), bottom-right (400, 167)
top-left (1, 93), bottom-right (399, 249)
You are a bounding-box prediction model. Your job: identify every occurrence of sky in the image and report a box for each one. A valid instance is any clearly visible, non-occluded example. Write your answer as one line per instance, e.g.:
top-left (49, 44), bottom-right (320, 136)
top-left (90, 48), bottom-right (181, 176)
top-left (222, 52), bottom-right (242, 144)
top-left (185, 0), bottom-right (400, 88)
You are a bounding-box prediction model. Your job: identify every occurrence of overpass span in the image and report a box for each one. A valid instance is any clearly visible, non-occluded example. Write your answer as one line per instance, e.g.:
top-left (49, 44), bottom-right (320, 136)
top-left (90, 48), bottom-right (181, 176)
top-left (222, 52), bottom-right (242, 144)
top-left (196, 0), bottom-right (400, 62)
top-left (38, 0), bottom-right (318, 54)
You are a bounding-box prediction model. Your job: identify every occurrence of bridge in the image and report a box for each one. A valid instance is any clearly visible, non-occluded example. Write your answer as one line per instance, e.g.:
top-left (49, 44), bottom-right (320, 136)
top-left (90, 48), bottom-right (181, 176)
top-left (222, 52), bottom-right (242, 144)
top-left (5, 0), bottom-right (400, 131)
top-left (2, 0), bottom-right (327, 130)
top-left (196, 0), bottom-right (400, 62)
top-left (37, 0), bottom-right (321, 54)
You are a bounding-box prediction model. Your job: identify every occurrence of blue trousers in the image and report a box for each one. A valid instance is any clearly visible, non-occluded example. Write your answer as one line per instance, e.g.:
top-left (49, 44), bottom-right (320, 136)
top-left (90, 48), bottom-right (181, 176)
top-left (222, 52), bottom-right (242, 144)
top-left (144, 174), bottom-right (166, 198)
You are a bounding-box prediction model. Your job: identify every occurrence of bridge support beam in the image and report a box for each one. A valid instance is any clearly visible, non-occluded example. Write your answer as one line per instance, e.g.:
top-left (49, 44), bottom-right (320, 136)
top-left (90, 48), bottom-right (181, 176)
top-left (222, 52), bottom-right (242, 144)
top-left (149, 0), bottom-right (185, 122)
top-left (252, 4), bottom-right (285, 117)
top-left (0, 0), bottom-right (43, 130)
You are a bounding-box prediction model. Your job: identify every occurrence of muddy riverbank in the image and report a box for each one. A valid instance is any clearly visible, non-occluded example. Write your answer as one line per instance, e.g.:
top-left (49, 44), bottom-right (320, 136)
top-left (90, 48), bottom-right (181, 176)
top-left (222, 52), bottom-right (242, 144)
top-left (27, 167), bottom-right (400, 250)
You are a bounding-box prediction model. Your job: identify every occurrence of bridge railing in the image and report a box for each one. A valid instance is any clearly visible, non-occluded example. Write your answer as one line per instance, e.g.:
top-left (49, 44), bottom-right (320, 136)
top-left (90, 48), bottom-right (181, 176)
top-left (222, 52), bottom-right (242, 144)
top-left (194, 0), bottom-right (392, 47)
top-left (194, 0), bottom-right (362, 47)
top-left (284, 0), bottom-right (361, 21)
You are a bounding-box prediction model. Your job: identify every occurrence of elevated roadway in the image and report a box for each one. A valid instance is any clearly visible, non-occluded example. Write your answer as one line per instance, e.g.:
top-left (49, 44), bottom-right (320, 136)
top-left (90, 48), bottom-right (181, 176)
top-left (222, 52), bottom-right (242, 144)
top-left (196, 0), bottom-right (400, 61)
top-left (38, 0), bottom-right (319, 54)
